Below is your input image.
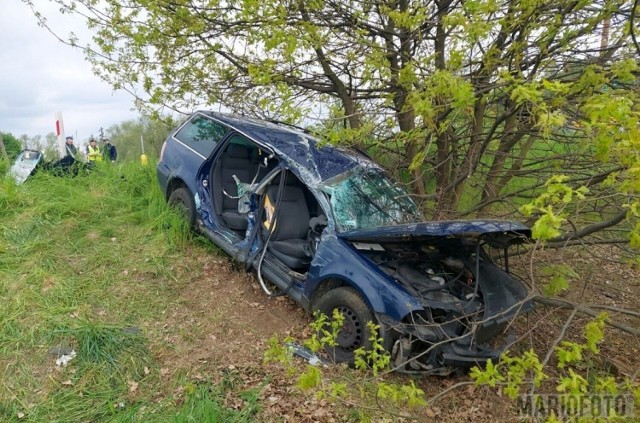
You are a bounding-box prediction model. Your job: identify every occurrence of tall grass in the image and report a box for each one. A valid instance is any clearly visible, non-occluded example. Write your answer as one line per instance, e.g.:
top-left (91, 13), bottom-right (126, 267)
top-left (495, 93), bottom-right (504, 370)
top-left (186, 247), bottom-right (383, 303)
top-left (0, 161), bottom-right (252, 422)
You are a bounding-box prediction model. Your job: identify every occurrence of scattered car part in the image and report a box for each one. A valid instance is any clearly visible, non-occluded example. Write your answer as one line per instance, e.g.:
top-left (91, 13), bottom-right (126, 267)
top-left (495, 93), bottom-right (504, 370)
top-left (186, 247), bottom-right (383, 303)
top-left (285, 342), bottom-right (327, 366)
top-left (55, 350), bottom-right (76, 367)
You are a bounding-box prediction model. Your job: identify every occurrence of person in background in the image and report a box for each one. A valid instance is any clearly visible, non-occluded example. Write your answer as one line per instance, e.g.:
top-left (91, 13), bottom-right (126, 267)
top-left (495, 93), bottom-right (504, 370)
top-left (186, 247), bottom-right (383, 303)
top-left (65, 136), bottom-right (77, 157)
top-left (102, 138), bottom-right (117, 163)
top-left (86, 138), bottom-right (103, 162)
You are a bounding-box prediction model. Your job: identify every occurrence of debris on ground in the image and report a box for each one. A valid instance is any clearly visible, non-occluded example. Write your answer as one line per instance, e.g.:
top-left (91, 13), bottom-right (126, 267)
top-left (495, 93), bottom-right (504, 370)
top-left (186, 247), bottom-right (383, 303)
top-left (55, 350), bottom-right (76, 367)
top-left (48, 345), bottom-right (74, 357)
top-left (285, 342), bottom-right (327, 366)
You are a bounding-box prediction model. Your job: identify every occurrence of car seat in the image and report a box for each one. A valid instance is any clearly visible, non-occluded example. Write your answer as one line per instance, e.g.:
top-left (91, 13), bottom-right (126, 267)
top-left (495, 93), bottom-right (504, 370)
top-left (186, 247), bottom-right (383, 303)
top-left (262, 176), bottom-right (312, 270)
top-left (213, 144), bottom-right (259, 231)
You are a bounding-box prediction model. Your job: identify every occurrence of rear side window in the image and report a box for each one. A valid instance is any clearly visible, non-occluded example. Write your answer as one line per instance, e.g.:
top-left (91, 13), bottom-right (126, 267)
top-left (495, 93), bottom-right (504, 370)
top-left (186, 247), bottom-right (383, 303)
top-left (174, 115), bottom-right (227, 157)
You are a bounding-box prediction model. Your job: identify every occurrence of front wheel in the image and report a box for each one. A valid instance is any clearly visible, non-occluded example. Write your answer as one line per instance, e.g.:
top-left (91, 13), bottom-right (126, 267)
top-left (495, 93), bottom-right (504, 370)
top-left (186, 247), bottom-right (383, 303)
top-left (168, 187), bottom-right (196, 229)
top-left (314, 287), bottom-right (376, 364)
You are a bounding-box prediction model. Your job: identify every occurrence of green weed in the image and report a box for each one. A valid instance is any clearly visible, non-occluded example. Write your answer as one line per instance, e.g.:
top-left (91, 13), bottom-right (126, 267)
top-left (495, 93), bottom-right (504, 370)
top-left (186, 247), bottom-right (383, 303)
top-left (0, 161), bottom-right (254, 422)
top-left (170, 382), bottom-right (261, 423)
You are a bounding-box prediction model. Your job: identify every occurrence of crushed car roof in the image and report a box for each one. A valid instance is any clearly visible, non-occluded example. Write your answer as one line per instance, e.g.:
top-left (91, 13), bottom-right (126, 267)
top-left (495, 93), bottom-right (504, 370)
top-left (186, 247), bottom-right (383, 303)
top-left (200, 112), bottom-right (531, 240)
top-left (202, 111), bottom-right (378, 183)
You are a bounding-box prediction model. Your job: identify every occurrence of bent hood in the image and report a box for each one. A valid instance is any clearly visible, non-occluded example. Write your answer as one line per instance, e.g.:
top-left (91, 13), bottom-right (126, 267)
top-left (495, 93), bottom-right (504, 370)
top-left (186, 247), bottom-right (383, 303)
top-left (338, 220), bottom-right (531, 248)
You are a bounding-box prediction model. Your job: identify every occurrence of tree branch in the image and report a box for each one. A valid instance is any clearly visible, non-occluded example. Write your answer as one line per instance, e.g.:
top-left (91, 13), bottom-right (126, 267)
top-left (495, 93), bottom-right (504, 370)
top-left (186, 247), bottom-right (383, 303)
top-left (548, 210), bottom-right (627, 243)
top-left (532, 296), bottom-right (640, 336)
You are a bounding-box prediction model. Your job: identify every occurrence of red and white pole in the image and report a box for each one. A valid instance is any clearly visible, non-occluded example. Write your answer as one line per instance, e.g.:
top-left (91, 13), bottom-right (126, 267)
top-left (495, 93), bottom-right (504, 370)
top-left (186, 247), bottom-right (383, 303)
top-left (55, 111), bottom-right (66, 158)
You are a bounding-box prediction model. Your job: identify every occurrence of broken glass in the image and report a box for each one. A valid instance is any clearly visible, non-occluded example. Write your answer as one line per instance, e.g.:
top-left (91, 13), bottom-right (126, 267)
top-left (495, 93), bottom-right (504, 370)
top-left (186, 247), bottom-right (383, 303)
top-left (325, 168), bottom-right (421, 231)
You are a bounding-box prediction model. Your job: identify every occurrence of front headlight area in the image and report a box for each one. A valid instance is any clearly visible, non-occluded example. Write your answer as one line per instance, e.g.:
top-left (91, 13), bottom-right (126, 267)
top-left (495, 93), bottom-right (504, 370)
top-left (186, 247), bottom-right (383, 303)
top-left (377, 309), bottom-right (512, 375)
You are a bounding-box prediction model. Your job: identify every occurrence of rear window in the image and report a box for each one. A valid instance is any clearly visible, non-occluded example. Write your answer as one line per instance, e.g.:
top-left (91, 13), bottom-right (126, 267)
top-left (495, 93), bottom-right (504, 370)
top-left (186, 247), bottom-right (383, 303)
top-left (174, 115), bottom-right (227, 157)
top-left (21, 151), bottom-right (42, 162)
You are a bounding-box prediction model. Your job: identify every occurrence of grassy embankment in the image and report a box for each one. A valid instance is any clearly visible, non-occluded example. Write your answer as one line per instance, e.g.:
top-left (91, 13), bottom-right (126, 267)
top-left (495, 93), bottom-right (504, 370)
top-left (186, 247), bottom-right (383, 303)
top-left (0, 162), bottom-right (260, 422)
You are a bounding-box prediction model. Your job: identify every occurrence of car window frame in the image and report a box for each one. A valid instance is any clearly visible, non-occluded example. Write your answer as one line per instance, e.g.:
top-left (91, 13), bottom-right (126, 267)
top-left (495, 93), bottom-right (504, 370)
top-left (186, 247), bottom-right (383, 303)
top-left (173, 113), bottom-right (228, 158)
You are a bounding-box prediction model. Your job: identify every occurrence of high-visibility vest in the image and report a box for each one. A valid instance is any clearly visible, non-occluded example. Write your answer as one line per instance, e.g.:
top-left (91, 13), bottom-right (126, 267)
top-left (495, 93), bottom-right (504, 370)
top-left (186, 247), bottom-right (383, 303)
top-left (88, 145), bottom-right (103, 161)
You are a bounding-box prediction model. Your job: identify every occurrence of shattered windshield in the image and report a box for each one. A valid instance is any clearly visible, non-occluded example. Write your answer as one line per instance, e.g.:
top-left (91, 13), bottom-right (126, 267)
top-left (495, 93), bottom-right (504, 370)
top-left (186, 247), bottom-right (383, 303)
top-left (325, 168), bottom-right (421, 231)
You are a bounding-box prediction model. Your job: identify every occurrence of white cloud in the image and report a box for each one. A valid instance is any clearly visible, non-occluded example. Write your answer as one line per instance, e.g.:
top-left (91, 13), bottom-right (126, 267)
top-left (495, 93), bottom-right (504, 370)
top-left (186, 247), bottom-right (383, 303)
top-left (0, 2), bottom-right (140, 141)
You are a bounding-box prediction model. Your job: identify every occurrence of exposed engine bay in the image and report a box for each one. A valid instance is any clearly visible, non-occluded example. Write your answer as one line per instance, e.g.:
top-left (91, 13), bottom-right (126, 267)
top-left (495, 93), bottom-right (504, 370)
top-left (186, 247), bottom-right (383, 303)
top-left (351, 237), bottom-right (532, 374)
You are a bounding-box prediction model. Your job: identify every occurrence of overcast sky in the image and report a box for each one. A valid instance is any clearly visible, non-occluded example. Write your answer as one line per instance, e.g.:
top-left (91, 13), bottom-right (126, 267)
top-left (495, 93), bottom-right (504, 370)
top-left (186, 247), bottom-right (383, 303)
top-left (0, 2), bottom-right (141, 141)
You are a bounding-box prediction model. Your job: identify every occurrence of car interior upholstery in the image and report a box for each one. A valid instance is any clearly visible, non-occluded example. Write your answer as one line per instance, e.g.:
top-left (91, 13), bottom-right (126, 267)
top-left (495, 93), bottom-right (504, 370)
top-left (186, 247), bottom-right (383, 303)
top-left (262, 174), bottom-right (315, 270)
top-left (212, 140), bottom-right (321, 270)
top-left (213, 143), bottom-right (260, 231)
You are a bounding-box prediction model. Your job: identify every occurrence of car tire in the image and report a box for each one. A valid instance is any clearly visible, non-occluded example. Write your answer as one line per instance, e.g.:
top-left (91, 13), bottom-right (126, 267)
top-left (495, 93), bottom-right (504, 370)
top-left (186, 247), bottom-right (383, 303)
top-left (314, 286), bottom-right (376, 365)
top-left (168, 187), bottom-right (196, 228)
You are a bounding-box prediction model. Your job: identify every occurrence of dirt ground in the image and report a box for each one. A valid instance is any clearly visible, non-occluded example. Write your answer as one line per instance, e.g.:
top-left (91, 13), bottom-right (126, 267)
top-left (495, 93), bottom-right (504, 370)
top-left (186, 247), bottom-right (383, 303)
top-left (145, 244), bottom-right (640, 422)
top-left (154, 256), bottom-right (306, 364)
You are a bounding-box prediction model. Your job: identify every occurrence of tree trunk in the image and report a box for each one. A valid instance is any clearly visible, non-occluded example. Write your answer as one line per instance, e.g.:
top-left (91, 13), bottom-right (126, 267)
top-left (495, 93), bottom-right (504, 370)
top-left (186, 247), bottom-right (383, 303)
top-left (382, 0), bottom-right (426, 199)
top-left (432, 0), bottom-right (455, 216)
top-left (397, 104), bottom-right (425, 197)
top-left (476, 135), bottom-right (535, 213)
top-left (0, 134), bottom-right (8, 160)
top-left (448, 96), bottom-right (488, 211)
top-left (478, 113), bottom-right (521, 204)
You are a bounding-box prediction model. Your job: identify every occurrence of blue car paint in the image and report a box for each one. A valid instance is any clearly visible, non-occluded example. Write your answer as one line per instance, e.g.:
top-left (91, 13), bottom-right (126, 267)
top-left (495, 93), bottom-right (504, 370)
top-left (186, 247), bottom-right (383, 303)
top-left (302, 235), bottom-right (423, 318)
top-left (159, 111), bottom-right (534, 371)
top-left (186, 116), bottom-right (426, 321)
top-left (199, 112), bottom-right (377, 185)
top-left (157, 115), bottom-right (209, 200)
top-left (159, 110), bottom-right (377, 198)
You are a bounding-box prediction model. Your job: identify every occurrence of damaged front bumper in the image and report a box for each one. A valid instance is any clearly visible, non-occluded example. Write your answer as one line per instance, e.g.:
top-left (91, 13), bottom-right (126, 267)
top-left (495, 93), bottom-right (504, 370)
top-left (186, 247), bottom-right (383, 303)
top-left (378, 305), bottom-right (530, 375)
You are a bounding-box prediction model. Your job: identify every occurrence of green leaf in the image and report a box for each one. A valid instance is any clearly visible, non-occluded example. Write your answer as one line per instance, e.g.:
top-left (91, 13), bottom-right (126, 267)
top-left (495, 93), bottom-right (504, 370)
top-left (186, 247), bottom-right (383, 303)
top-left (583, 312), bottom-right (606, 353)
top-left (470, 359), bottom-right (504, 387)
top-left (409, 149), bottom-right (427, 171)
top-left (543, 275), bottom-right (569, 296)
top-left (511, 83), bottom-right (543, 105)
top-left (329, 382), bottom-right (347, 398)
top-left (296, 366), bottom-right (322, 390)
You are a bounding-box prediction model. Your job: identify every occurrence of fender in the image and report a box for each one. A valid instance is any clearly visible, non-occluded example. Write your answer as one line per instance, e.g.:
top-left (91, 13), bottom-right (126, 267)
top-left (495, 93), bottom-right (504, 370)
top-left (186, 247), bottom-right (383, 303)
top-left (304, 235), bottom-right (423, 321)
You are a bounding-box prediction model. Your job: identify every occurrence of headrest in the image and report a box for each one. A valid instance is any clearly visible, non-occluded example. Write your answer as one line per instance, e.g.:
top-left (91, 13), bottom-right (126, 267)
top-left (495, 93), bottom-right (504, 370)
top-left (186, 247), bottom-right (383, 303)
top-left (250, 148), bottom-right (262, 162)
top-left (226, 144), bottom-right (249, 159)
top-left (270, 172), bottom-right (300, 186)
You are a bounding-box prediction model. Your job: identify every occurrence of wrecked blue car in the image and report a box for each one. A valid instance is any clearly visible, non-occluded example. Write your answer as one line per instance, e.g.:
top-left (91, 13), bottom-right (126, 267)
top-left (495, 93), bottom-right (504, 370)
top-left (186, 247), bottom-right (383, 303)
top-left (157, 112), bottom-right (533, 374)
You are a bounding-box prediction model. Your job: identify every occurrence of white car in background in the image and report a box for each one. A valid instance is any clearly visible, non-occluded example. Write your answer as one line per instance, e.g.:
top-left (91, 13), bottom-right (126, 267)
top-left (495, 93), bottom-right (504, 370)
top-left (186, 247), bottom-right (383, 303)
top-left (9, 150), bottom-right (43, 184)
